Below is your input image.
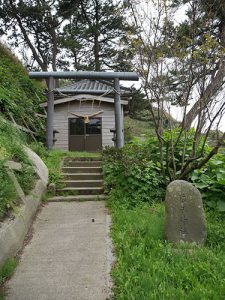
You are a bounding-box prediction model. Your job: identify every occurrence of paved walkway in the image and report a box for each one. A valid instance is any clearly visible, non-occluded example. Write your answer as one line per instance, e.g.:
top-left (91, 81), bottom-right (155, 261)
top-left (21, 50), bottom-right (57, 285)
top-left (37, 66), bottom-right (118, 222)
top-left (5, 202), bottom-right (112, 300)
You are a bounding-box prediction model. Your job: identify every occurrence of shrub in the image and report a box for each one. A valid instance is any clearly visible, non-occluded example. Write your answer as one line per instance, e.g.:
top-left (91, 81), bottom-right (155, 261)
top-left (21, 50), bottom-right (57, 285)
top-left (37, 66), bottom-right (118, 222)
top-left (191, 153), bottom-right (225, 212)
top-left (103, 143), bottom-right (165, 208)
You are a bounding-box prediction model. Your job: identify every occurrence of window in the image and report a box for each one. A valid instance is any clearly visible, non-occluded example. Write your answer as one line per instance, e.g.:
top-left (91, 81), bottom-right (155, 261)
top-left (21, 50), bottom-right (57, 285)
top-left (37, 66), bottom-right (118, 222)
top-left (69, 118), bottom-right (84, 135)
top-left (86, 118), bottom-right (101, 135)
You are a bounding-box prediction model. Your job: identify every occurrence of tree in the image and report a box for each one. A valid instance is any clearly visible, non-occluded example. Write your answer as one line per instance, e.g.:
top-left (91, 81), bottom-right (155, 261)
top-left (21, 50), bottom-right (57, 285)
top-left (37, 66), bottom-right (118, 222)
top-left (128, 0), bottom-right (225, 182)
top-left (61, 0), bottom-right (135, 71)
top-left (0, 0), bottom-right (79, 72)
top-left (170, 0), bottom-right (225, 129)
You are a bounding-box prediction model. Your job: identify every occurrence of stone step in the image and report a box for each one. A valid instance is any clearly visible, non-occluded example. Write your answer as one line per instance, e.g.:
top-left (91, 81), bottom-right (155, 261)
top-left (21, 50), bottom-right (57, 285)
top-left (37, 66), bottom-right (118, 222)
top-left (64, 157), bottom-right (102, 163)
top-left (64, 161), bottom-right (102, 167)
top-left (61, 166), bottom-right (102, 174)
top-left (59, 180), bottom-right (104, 188)
top-left (56, 187), bottom-right (104, 195)
top-left (61, 173), bottom-right (103, 180)
top-left (48, 194), bottom-right (106, 202)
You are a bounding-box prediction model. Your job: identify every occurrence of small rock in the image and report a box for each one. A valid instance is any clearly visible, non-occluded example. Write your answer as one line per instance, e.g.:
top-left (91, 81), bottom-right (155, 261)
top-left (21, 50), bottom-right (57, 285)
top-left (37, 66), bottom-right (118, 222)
top-left (48, 183), bottom-right (56, 195)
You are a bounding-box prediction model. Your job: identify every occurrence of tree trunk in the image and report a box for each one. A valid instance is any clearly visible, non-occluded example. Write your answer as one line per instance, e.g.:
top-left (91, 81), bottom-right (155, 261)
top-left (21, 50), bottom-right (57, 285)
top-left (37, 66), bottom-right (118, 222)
top-left (94, 0), bottom-right (100, 71)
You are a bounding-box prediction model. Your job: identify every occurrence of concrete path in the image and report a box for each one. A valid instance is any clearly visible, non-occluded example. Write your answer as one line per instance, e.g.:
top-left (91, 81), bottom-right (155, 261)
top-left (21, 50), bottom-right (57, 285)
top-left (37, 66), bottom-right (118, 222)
top-left (5, 202), bottom-right (112, 300)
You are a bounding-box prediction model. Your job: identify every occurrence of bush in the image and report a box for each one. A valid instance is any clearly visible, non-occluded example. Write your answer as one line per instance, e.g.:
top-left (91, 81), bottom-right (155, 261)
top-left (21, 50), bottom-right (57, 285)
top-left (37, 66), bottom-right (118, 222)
top-left (104, 131), bottom-right (225, 212)
top-left (103, 142), bottom-right (165, 208)
top-left (191, 153), bottom-right (225, 212)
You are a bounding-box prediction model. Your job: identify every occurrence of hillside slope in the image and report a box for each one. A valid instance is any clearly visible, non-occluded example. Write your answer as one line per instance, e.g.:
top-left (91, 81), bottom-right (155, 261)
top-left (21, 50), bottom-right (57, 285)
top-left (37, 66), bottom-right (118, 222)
top-left (0, 44), bottom-right (46, 219)
top-left (0, 43), bottom-right (44, 136)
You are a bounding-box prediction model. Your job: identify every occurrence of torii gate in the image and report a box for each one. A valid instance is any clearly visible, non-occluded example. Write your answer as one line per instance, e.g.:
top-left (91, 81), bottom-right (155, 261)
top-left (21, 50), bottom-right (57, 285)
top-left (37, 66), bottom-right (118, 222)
top-left (29, 71), bottom-right (139, 150)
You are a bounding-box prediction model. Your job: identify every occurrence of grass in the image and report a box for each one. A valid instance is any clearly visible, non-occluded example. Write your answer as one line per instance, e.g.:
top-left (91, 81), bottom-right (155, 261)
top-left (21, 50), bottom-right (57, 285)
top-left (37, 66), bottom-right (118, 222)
top-left (0, 258), bottom-right (18, 299)
top-left (0, 118), bottom-right (36, 220)
top-left (124, 116), bottom-right (155, 142)
top-left (109, 202), bottom-right (225, 300)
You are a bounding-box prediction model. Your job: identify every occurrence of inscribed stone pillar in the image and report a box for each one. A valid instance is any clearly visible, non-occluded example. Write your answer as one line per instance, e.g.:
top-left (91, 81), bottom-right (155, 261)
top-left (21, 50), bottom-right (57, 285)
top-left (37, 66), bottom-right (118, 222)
top-left (164, 180), bottom-right (206, 245)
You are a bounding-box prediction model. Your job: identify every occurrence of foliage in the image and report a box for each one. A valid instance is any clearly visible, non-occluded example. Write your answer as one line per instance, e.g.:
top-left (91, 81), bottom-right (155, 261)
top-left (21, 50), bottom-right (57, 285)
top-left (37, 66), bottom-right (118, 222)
top-left (61, 0), bottom-right (134, 71)
top-left (124, 116), bottom-right (155, 142)
top-left (103, 143), bottom-right (165, 208)
top-left (105, 133), bottom-right (225, 211)
top-left (110, 202), bottom-right (225, 299)
top-left (0, 118), bottom-right (36, 220)
top-left (0, 258), bottom-right (18, 285)
top-left (128, 0), bottom-right (225, 182)
top-left (0, 0), bottom-right (80, 72)
top-left (0, 0), bottom-right (134, 72)
top-left (191, 152), bottom-right (225, 212)
top-left (0, 43), bottom-right (44, 136)
top-left (129, 90), bottom-right (149, 118)
top-left (0, 258), bottom-right (18, 299)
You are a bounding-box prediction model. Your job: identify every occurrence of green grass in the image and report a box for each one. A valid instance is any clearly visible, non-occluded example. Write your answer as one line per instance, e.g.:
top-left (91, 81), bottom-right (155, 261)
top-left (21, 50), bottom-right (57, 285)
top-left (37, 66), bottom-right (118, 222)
top-left (0, 258), bottom-right (18, 285)
top-left (124, 116), bottom-right (155, 142)
top-left (0, 43), bottom-right (44, 134)
top-left (0, 118), bottom-right (36, 220)
top-left (110, 202), bottom-right (225, 300)
top-left (0, 258), bottom-right (18, 299)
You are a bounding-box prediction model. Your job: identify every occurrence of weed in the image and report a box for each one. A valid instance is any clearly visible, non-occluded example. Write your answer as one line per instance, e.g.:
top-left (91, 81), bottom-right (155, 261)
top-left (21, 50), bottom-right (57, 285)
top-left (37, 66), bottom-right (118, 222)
top-left (0, 258), bottom-right (18, 284)
top-left (110, 202), bottom-right (225, 299)
top-left (0, 118), bottom-right (36, 219)
top-left (0, 258), bottom-right (18, 300)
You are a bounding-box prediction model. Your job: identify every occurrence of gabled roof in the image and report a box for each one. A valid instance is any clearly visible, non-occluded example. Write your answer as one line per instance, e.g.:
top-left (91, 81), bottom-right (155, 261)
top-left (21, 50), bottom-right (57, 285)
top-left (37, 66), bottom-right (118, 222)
top-left (55, 79), bottom-right (132, 96)
top-left (41, 79), bottom-right (132, 108)
top-left (40, 94), bottom-right (128, 108)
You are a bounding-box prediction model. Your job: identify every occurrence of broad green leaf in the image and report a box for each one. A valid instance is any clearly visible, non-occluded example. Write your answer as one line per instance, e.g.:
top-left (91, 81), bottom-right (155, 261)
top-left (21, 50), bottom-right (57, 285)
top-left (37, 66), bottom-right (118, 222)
top-left (217, 201), bottom-right (225, 212)
top-left (193, 182), bottom-right (208, 189)
top-left (206, 200), bottom-right (217, 208)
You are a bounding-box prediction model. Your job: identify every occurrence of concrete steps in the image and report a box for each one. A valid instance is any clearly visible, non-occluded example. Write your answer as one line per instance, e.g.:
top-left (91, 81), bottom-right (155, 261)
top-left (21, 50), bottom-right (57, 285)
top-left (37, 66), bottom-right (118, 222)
top-left (64, 161), bottom-right (102, 167)
top-left (61, 173), bottom-right (103, 180)
top-left (61, 166), bottom-right (102, 173)
top-left (48, 156), bottom-right (105, 202)
top-left (64, 156), bottom-right (102, 162)
top-left (60, 180), bottom-right (104, 188)
top-left (48, 195), bottom-right (106, 202)
top-left (56, 187), bottom-right (104, 195)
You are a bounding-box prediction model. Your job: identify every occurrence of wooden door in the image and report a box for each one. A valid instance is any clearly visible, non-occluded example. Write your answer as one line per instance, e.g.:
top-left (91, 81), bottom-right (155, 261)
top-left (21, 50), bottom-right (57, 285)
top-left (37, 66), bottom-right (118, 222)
top-left (69, 118), bottom-right (102, 151)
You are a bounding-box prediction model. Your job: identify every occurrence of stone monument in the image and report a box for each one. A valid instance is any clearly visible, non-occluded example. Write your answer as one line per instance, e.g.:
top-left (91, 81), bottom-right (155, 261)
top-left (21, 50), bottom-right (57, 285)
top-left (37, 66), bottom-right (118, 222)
top-left (164, 180), bottom-right (206, 245)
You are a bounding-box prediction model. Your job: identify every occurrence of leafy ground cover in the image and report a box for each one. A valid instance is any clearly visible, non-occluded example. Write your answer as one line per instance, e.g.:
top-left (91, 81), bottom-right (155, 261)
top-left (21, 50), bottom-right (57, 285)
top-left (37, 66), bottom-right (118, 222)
top-left (103, 139), bottom-right (225, 299)
top-left (109, 202), bottom-right (225, 300)
top-left (0, 43), bottom-right (44, 135)
top-left (104, 135), bottom-right (225, 212)
top-left (0, 118), bottom-right (36, 220)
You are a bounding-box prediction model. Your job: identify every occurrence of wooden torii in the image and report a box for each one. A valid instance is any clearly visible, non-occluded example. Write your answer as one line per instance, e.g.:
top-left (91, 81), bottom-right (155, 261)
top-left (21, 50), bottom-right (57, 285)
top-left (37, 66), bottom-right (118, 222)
top-left (29, 71), bottom-right (139, 150)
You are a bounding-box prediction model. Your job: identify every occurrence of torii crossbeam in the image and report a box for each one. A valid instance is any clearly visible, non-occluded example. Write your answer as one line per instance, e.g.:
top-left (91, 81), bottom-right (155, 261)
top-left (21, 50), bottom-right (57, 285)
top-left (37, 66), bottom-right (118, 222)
top-left (29, 71), bottom-right (139, 150)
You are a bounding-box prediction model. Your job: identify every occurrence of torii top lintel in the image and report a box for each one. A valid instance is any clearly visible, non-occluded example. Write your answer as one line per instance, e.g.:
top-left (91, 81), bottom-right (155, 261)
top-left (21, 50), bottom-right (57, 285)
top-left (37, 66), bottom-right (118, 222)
top-left (29, 71), bottom-right (139, 81)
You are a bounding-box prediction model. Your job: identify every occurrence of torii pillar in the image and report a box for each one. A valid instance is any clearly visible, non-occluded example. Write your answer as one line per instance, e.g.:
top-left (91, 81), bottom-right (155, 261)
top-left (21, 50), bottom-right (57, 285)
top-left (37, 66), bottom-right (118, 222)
top-left (114, 78), bottom-right (124, 148)
top-left (46, 76), bottom-right (55, 150)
